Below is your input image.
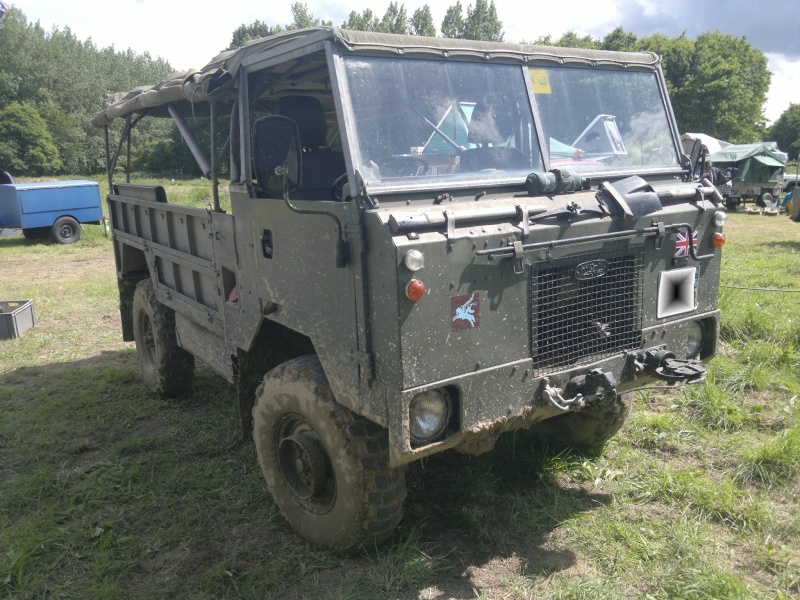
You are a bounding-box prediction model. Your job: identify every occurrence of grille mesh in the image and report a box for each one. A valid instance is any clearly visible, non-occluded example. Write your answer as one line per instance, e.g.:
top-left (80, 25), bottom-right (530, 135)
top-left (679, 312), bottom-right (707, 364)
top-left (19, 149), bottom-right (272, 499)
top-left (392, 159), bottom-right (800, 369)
top-left (530, 247), bottom-right (643, 373)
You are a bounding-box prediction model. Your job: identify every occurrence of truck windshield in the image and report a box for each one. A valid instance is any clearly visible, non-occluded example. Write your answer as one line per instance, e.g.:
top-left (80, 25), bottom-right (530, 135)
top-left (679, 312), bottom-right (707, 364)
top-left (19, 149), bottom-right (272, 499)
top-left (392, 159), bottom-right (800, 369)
top-left (531, 66), bottom-right (679, 173)
top-left (343, 56), bottom-right (542, 191)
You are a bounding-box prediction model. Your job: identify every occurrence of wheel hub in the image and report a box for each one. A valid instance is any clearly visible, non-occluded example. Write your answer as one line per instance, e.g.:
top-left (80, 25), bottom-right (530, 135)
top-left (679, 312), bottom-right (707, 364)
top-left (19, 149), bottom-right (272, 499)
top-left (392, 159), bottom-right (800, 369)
top-left (278, 432), bottom-right (327, 500)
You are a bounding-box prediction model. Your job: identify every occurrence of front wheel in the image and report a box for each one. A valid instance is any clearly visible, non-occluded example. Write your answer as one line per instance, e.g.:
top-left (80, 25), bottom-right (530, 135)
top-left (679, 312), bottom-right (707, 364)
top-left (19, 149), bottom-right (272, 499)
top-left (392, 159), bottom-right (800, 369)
top-left (51, 216), bottom-right (81, 244)
top-left (527, 392), bottom-right (633, 450)
top-left (253, 355), bottom-right (406, 552)
top-left (132, 279), bottom-right (194, 397)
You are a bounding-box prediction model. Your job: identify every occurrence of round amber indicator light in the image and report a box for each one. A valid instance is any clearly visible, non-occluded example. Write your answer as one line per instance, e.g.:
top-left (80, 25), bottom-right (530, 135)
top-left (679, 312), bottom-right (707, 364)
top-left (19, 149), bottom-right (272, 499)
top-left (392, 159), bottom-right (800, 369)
top-left (405, 279), bottom-right (426, 301)
top-left (712, 232), bottom-right (726, 248)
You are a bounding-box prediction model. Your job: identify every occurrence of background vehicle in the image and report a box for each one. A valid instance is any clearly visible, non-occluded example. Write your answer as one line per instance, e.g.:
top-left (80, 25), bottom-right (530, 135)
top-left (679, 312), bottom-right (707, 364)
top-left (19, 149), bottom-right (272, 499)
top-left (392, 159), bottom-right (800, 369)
top-left (95, 28), bottom-right (725, 551)
top-left (0, 179), bottom-right (103, 243)
top-left (706, 143), bottom-right (785, 209)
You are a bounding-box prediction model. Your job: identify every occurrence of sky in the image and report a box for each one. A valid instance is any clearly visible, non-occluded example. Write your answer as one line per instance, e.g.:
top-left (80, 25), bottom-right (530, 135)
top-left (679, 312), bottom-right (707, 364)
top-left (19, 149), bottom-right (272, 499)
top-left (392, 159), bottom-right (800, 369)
top-left (6, 0), bottom-right (800, 127)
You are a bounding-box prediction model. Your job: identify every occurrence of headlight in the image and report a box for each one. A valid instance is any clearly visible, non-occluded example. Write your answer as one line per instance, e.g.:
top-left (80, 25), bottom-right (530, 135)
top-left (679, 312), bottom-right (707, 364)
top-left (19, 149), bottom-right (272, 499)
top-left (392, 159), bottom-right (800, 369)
top-left (409, 389), bottom-right (451, 444)
top-left (714, 211), bottom-right (728, 227)
top-left (403, 249), bottom-right (425, 271)
top-left (686, 321), bottom-right (703, 358)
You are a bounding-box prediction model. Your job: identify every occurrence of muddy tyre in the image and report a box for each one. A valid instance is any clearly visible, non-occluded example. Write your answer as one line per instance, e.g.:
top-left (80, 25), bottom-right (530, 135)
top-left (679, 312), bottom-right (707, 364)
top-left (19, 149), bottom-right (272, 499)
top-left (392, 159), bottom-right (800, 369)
top-left (253, 355), bottom-right (405, 552)
top-left (132, 279), bottom-right (194, 397)
top-left (528, 393), bottom-right (633, 450)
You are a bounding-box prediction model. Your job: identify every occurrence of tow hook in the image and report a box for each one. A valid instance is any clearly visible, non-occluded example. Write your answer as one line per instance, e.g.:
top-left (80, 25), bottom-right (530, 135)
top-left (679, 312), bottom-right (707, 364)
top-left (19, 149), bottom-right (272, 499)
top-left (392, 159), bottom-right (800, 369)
top-left (630, 347), bottom-right (707, 384)
top-left (541, 369), bottom-right (618, 412)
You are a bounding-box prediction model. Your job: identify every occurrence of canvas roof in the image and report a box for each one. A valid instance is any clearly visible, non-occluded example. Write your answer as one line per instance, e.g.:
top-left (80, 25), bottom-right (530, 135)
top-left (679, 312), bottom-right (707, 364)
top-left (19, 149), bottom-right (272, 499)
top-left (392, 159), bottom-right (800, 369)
top-left (93, 27), bottom-right (660, 128)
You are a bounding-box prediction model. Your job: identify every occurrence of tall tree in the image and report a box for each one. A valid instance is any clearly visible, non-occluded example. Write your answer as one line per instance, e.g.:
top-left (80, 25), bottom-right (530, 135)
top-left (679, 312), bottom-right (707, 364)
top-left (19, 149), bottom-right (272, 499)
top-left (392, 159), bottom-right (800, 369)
top-left (0, 102), bottom-right (62, 175)
top-left (228, 20), bottom-right (282, 49)
top-left (410, 5), bottom-right (436, 37)
top-left (463, 0), bottom-right (503, 42)
top-left (228, 3), bottom-right (331, 50)
top-left (379, 3), bottom-right (410, 34)
top-left (666, 32), bottom-right (770, 142)
top-left (342, 9), bottom-right (379, 32)
top-left (0, 7), bottom-right (172, 175)
top-left (342, 3), bottom-right (409, 34)
top-left (769, 103), bottom-right (800, 160)
top-left (440, 1), bottom-right (465, 38)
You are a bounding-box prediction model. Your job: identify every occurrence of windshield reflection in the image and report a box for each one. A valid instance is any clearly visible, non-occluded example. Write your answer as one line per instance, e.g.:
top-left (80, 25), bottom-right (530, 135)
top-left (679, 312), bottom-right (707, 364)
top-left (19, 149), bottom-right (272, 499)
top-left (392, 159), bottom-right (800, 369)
top-left (531, 67), bottom-right (678, 173)
top-left (342, 57), bottom-right (679, 192)
top-left (344, 57), bottom-right (541, 189)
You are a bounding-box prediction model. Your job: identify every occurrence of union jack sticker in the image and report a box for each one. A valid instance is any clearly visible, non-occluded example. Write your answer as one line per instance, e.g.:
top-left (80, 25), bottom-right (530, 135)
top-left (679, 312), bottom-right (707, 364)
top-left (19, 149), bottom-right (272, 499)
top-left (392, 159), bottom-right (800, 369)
top-left (674, 230), bottom-right (698, 258)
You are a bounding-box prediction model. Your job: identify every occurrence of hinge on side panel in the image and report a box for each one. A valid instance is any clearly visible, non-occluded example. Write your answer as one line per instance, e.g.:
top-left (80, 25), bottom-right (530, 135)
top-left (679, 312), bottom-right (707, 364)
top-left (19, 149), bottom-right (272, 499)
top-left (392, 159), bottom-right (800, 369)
top-left (517, 204), bottom-right (530, 239)
top-left (445, 210), bottom-right (456, 249)
top-left (652, 219), bottom-right (665, 250)
top-left (512, 240), bottom-right (525, 275)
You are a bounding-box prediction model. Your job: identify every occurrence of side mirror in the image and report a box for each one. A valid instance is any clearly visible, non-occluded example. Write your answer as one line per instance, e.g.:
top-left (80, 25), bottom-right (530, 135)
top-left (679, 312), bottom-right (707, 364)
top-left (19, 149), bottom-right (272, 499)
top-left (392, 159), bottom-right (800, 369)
top-left (689, 140), bottom-right (705, 181)
top-left (252, 115), bottom-right (303, 193)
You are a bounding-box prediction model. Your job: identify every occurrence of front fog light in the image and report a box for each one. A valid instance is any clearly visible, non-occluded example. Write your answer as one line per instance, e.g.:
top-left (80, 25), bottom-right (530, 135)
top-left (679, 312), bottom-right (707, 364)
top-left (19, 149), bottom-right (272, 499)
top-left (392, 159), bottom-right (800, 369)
top-left (686, 321), bottom-right (703, 358)
top-left (409, 389), bottom-right (451, 444)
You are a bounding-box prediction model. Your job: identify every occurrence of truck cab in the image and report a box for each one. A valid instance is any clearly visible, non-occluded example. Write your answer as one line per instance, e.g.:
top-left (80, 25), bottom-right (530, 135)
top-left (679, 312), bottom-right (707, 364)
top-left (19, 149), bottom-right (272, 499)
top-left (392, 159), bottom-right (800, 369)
top-left (95, 28), bottom-right (725, 551)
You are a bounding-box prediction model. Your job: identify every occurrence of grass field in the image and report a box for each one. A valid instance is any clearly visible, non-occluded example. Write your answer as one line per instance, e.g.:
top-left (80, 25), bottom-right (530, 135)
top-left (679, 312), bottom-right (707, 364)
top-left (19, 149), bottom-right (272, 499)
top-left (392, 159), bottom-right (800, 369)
top-left (1, 180), bottom-right (799, 599)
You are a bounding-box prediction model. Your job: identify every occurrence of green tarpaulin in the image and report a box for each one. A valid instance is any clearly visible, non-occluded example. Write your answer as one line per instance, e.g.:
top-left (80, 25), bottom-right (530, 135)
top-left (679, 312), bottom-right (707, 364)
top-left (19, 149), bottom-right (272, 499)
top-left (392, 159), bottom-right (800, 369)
top-left (707, 143), bottom-right (785, 183)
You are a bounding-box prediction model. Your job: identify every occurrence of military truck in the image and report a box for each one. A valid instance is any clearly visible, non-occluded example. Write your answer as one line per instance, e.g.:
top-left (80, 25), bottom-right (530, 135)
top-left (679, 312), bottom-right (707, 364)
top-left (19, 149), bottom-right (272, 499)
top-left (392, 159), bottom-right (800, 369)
top-left (94, 28), bottom-right (726, 551)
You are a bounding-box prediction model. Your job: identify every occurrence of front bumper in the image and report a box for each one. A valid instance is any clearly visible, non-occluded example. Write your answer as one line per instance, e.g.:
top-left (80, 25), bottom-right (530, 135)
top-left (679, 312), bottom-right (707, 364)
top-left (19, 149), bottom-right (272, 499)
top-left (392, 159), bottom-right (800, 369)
top-left (387, 309), bottom-right (719, 467)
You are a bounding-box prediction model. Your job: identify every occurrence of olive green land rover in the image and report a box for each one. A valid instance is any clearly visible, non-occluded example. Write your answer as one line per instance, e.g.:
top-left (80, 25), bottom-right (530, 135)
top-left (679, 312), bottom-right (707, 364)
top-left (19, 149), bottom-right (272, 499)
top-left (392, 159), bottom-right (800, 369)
top-left (95, 28), bottom-right (725, 551)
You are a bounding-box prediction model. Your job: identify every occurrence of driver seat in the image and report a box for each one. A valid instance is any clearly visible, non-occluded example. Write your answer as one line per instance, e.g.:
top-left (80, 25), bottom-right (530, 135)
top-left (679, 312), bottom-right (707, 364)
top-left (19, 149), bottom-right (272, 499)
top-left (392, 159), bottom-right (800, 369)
top-left (278, 96), bottom-right (345, 200)
top-left (460, 99), bottom-right (526, 172)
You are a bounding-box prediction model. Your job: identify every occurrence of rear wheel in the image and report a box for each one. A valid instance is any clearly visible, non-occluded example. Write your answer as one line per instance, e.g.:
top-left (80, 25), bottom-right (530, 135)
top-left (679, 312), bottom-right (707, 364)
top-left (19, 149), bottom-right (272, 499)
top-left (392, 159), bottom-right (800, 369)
top-left (51, 216), bottom-right (81, 244)
top-left (253, 355), bottom-right (405, 552)
top-left (132, 279), bottom-right (194, 397)
top-left (528, 392), bottom-right (633, 450)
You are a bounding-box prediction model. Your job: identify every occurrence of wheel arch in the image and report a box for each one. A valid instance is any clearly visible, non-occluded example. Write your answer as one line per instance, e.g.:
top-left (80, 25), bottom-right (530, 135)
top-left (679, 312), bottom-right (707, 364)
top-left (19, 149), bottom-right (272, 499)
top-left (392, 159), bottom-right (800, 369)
top-left (236, 318), bottom-right (315, 437)
top-left (115, 242), bottom-right (150, 342)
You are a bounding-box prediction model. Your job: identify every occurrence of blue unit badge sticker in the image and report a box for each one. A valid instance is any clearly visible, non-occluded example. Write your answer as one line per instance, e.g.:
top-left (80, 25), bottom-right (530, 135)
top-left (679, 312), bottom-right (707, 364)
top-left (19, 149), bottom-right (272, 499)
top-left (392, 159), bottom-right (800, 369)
top-left (451, 292), bottom-right (480, 331)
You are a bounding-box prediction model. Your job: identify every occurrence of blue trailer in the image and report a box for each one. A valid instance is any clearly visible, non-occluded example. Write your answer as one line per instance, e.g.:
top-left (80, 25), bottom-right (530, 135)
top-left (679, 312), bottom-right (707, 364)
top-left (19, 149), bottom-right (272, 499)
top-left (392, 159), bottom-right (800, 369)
top-left (0, 180), bottom-right (103, 243)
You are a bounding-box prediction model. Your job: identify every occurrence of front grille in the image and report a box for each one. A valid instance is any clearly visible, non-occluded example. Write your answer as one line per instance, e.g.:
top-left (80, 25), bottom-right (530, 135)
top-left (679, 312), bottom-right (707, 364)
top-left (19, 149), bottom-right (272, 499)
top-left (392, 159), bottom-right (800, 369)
top-left (530, 247), bottom-right (643, 373)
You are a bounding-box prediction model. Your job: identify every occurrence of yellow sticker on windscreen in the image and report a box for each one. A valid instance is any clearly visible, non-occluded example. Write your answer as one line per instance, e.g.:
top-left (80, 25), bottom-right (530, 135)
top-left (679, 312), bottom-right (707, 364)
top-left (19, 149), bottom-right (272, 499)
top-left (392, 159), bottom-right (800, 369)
top-left (529, 68), bottom-right (552, 94)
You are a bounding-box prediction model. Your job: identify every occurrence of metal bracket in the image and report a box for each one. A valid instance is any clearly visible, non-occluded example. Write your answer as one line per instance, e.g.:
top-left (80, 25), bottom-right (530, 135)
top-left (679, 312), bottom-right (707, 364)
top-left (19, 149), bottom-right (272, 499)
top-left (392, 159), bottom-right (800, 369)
top-left (512, 240), bottom-right (525, 275)
top-left (517, 204), bottom-right (530, 239)
top-left (445, 210), bottom-right (456, 249)
top-left (652, 219), bottom-right (665, 250)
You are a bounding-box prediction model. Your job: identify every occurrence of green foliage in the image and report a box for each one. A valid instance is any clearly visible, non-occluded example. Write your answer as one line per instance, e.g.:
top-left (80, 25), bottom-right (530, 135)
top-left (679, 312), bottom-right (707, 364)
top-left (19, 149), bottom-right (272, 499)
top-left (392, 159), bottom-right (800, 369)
top-left (440, 1), bottom-right (464, 39)
top-left (228, 3), bottom-right (332, 49)
top-left (0, 102), bottom-right (61, 174)
top-left (668, 32), bottom-right (770, 143)
top-left (440, 0), bottom-right (503, 41)
top-left (228, 19), bottom-right (282, 48)
top-left (0, 7), bottom-right (172, 176)
top-left (342, 3), bottom-right (410, 34)
top-left (409, 5), bottom-right (436, 37)
top-left (770, 103), bottom-right (800, 160)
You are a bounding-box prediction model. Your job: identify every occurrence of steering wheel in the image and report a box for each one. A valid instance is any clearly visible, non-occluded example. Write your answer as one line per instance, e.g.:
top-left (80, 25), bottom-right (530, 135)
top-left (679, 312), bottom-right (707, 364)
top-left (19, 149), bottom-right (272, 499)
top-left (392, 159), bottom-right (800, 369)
top-left (330, 173), bottom-right (348, 201)
top-left (375, 155), bottom-right (429, 177)
top-left (658, 145), bottom-right (676, 166)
